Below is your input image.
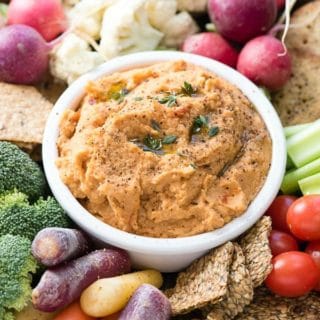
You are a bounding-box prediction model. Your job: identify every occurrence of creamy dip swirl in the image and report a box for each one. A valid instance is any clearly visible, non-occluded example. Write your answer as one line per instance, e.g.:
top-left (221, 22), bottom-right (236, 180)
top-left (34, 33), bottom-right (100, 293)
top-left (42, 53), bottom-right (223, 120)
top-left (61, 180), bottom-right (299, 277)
top-left (57, 61), bottom-right (272, 238)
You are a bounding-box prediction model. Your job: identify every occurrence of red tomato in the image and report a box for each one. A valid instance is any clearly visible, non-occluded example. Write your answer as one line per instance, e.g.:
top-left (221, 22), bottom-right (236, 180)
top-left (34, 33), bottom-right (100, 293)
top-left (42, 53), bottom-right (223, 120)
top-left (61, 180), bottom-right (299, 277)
top-left (265, 195), bottom-right (297, 233)
top-left (306, 241), bottom-right (320, 291)
top-left (54, 302), bottom-right (96, 320)
top-left (269, 230), bottom-right (298, 256)
top-left (287, 195), bottom-right (320, 241)
top-left (265, 251), bottom-right (319, 297)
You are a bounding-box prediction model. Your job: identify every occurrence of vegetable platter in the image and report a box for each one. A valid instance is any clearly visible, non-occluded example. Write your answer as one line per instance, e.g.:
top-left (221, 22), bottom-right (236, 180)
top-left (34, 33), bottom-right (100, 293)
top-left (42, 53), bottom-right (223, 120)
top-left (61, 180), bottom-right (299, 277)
top-left (0, 0), bottom-right (320, 320)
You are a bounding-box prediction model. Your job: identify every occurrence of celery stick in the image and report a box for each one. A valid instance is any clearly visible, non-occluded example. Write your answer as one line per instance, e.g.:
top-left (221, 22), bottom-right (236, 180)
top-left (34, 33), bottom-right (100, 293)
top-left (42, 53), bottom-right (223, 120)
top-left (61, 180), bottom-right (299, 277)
top-left (281, 158), bottom-right (320, 194)
top-left (284, 123), bottom-right (310, 138)
top-left (299, 173), bottom-right (320, 195)
top-left (287, 119), bottom-right (320, 167)
top-left (286, 155), bottom-right (295, 170)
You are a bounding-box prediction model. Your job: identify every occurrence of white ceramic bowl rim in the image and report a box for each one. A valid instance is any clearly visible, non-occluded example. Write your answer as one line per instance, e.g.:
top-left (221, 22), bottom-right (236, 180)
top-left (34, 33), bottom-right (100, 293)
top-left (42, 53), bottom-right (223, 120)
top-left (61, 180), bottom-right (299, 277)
top-left (43, 51), bottom-right (286, 255)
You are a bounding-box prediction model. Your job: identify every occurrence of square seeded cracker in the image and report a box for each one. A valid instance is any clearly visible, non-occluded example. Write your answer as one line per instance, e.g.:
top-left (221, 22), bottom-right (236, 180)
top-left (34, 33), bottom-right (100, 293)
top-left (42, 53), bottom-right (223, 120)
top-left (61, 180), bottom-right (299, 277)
top-left (235, 287), bottom-right (320, 320)
top-left (0, 82), bottom-right (53, 144)
top-left (167, 242), bottom-right (234, 315)
top-left (239, 216), bottom-right (272, 287)
top-left (205, 244), bottom-right (254, 320)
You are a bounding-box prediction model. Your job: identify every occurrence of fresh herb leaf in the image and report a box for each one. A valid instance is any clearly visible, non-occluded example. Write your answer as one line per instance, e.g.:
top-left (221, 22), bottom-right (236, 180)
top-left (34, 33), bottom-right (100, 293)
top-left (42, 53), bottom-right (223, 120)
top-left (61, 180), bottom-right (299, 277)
top-left (181, 81), bottom-right (197, 96)
top-left (158, 94), bottom-right (177, 107)
top-left (208, 126), bottom-right (219, 137)
top-left (192, 115), bottom-right (209, 134)
top-left (143, 135), bottom-right (162, 151)
top-left (134, 97), bottom-right (143, 101)
top-left (151, 120), bottom-right (161, 131)
top-left (112, 88), bottom-right (129, 103)
top-left (162, 135), bottom-right (177, 144)
top-left (131, 140), bottom-right (164, 155)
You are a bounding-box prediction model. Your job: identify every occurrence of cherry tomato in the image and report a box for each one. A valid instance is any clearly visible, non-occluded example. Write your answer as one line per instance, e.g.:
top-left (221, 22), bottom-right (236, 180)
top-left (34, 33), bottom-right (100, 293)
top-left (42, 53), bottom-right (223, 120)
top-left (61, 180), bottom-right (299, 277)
top-left (54, 302), bottom-right (96, 320)
top-left (287, 195), bottom-right (320, 241)
top-left (265, 251), bottom-right (319, 297)
top-left (269, 230), bottom-right (298, 256)
top-left (306, 241), bottom-right (320, 291)
top-left (265, 195), bottom-right (296, 233)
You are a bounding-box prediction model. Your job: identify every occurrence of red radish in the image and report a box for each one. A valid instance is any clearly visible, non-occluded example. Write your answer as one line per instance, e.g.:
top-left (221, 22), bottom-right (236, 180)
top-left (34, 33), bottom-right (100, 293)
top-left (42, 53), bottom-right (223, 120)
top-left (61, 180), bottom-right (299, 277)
top-left (8, 0), bottom-right (67, 41)
top-left (277, 0), bottom-right (285, 9)
top-left (207, 0), bottom-right (277, 44)
top-left (237, 35), bottom-right (291, 91)
top-left (182, 32), bottom-right (239, 68)
top-left (0, 24), bottom-right (52, 84)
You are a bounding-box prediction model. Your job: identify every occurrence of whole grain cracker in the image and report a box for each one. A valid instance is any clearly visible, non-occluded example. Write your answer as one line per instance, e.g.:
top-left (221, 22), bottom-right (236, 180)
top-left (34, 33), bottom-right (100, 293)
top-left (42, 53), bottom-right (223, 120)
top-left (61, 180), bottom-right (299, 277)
top-left (235, 287), bottom-right (320, 320)
top-left (167, 242), bottom-right (234, 315)
top-left (204, 244), bottom-right (253, 320)
top-left (239, 216), bottom-right (272, 287)
top-left (272, 49), bottom-right (320, 126)
top-left (0, 82), bottom-right (53, 144)
top-left (285, 1), bottom-right (320, 56)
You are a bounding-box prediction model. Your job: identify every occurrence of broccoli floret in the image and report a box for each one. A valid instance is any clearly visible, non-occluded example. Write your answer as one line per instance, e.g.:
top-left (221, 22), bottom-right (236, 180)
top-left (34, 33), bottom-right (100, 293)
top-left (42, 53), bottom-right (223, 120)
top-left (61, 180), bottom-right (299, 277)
top-left (0, 235), bottom-right (38, 318)
top-left (0, 142), bottom-right (47, 200)
top-left (0, 191), bottom-right (71, 240)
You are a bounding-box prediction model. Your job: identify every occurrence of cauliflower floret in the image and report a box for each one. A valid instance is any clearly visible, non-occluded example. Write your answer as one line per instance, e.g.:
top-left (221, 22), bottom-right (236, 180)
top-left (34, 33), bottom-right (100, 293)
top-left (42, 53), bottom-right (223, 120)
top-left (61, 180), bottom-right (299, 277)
top-left (177, 0), bottom-right (208, 13)
top-left (69, 0), bottom-right (115, 39)
top-left (161, 11), bottom-right (199, 48)
top-left (100, 0), bottom-right (163, 59)
top-left (63, 0), bottom-right (80, 7)
top-left (50, 33), bottom-right (104, 84)
top-left (145, 0), bottom-right (177, 30)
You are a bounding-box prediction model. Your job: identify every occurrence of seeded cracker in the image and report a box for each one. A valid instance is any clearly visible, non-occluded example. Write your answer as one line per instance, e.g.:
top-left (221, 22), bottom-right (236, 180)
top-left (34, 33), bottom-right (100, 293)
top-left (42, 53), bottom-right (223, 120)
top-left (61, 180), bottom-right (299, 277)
top-left (167, 242), bottom-right (234, 315)
top-left (235, 287), bottom-right (320, 320)
top-left (239, 216), bottom-right (272, 287)
top-left (0, 82), bottom-right (53, 144)
top-left (205, 244), bottom-right (254, 320)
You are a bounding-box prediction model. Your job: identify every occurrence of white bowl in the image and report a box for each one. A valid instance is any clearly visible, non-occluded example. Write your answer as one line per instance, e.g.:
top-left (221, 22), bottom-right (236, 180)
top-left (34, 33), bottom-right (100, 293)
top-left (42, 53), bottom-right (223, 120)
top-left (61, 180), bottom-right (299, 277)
top-left (43, 51), bottom-right (286, 272)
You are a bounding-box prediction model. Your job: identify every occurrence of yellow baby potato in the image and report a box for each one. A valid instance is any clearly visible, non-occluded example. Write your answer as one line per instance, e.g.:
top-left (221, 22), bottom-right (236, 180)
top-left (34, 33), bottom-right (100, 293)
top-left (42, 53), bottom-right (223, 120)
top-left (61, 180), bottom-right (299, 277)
top-left (80, 269), bottom-right (163, 317)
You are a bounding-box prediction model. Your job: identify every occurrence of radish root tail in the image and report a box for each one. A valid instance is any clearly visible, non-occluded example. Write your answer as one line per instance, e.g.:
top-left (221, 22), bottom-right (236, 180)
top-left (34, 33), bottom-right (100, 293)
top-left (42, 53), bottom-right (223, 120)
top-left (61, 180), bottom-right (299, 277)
top-left (279, 0), bottom-right (291, 56)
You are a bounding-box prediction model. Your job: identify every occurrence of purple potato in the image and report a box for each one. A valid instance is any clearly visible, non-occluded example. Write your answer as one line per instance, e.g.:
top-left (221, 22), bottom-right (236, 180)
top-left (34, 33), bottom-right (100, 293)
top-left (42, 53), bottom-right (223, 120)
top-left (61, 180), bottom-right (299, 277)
top-left (119, 284), bottom-right (171, 320)
top-left (32, 248), bottom-right (131, 312)
top-left (32, 227), bottom-right (90, 267)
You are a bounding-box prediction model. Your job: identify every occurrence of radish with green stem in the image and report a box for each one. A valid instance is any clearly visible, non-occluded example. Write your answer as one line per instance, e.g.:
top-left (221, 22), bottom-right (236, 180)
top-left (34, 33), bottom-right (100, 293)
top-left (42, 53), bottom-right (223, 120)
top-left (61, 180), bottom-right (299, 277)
top-left (8, 0), bottom-right (67, 41)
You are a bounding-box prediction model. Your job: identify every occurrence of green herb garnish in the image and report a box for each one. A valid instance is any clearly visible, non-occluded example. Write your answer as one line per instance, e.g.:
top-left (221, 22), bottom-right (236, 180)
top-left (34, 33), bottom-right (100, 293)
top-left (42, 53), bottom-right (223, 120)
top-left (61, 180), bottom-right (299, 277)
top-left (143, 135), bottom-right (162, 151)
top-left (112, 88), bottom-right (129, 103)
top-left (151, 120), bottom-right (161, 131)
top-left (134, 97), bottom-right (143, 101)
top-left (162, 135), bottom-right (177, 145)
top-left (158, 94), bottom-right (177, 107)
top-left (181, 81), bottom-right (197, 96)
top-left (192, 115), bottom-right (209, 134)
top-left (208, 126), bottom-right (219, 137)
top-left (190, 163), bottom-right (197, 169)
